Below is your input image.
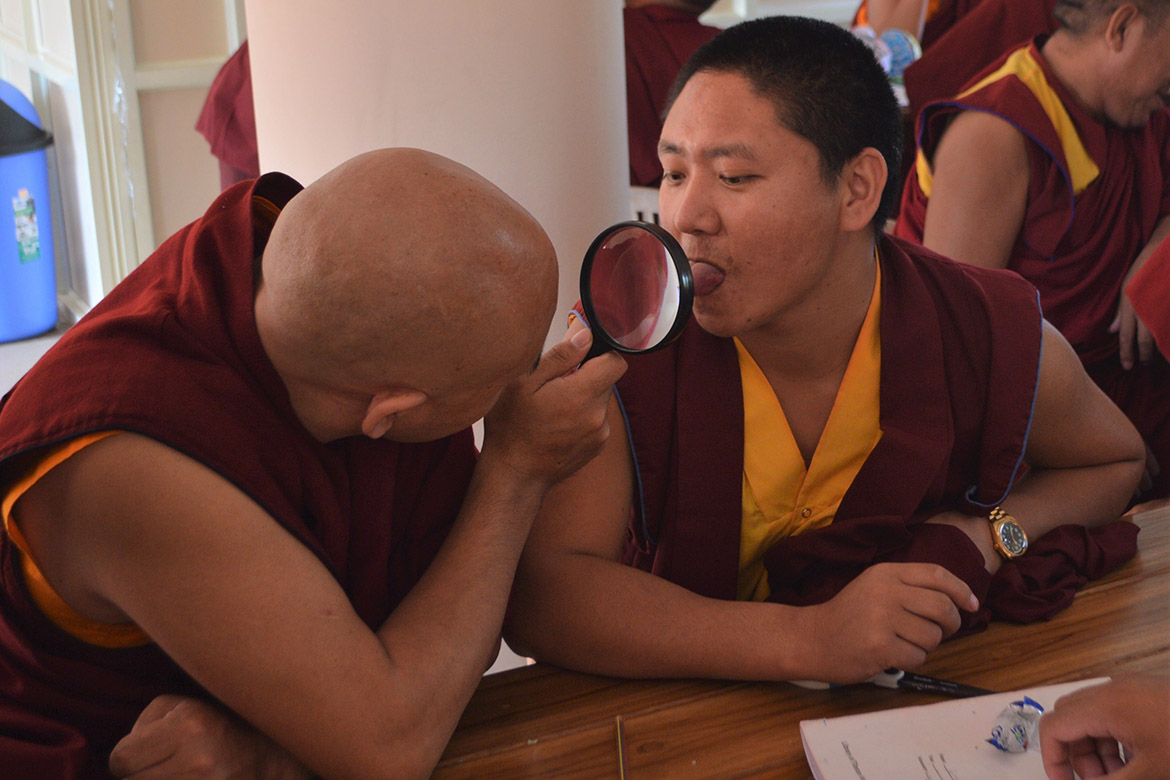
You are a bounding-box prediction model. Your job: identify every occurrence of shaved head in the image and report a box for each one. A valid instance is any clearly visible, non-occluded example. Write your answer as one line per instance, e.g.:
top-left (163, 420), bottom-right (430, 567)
top-left (255, 148), bottom-right (558, 441)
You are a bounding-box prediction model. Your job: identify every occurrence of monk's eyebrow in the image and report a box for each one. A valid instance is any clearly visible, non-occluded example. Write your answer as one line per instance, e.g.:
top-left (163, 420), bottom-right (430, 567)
top-left (702, 143), bottom-right (758, 161)
top-left (658, 140), bottom-right (758, 161)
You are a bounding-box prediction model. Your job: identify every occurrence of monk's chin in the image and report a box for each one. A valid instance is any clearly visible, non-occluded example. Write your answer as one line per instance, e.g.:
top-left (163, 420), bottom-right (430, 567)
top-left (692, 309), bottom-right (741, 340)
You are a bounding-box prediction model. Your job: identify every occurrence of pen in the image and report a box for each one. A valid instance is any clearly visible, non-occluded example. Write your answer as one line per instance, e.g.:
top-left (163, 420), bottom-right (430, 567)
top-left (791, 669), bottom-right (992, 698)
top-left (872, 669), bottom-right (992, 698)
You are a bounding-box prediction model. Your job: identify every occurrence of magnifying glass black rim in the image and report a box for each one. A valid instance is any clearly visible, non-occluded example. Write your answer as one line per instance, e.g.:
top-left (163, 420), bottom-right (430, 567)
top-left (579, 219), bottom-right (694, 355)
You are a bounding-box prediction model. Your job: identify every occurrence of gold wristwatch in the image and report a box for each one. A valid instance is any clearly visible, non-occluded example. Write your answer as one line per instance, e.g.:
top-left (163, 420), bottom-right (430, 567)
top-left (989, 506), bottom-right (1028, 559)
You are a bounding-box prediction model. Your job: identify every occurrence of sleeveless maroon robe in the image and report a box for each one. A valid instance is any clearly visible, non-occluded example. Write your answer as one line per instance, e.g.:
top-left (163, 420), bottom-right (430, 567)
top-left (615, 235), bottom-right (1136, 634)
top-left (896, 38), bottom-right (1170, 496)
top-left (624, 5), bottom-right (719, 187)
top-left (0, 174), bottom-right (476, 778)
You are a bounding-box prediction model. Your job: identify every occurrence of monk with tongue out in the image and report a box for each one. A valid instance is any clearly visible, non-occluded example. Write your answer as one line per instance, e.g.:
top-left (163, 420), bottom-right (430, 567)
top-left (506, 16), bottom-right (1144, 688)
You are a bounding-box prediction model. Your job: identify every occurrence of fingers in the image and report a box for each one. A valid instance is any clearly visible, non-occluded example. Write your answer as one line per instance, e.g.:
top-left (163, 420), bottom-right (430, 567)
top-left (1063, 740), bottom-right (1105, 779)
top-left (1136, 322), bottom-right (1154, 365)
top-left (1117, 306), bottom-right (1136, 370)
top-left (108, 696), bottom-right (187, 777)
top-left (897, 563), bottom-right (979, 614)
top-left (530, 328), bottom-right (593, 385)
top-left (1040, 681), bottom-right (1139, 780)
top-left (574, 349), bottom-right (628, 388)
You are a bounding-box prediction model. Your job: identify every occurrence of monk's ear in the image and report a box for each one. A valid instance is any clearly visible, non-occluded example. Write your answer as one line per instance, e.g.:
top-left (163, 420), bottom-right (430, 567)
top-left (838, 147), bottom-right (886, 233)
top-left (361, 389), bottom-right (428, 439)
top-left (1105, 3), bottom-right (1141, 52)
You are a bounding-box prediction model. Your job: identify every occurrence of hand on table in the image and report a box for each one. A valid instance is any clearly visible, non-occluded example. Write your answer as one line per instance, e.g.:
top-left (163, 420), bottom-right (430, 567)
top-left (800, 562), bottom-right (979, 683)
top-left (109, 695), bottom-right (310, 780)
top-left (1040, 675), bottom-right (1170, 780)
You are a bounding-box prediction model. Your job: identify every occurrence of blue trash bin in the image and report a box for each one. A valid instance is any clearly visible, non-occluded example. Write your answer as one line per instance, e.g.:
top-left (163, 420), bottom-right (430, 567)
top-left (0, 80), bottom-right (57, 343)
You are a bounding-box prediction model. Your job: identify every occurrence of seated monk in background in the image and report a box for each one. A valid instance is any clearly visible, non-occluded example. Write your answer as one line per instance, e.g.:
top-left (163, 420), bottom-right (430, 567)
top-left (0, 149), bottom-right (625, 779)
top-left (895, 0), bottom-right (1170, 498)
top-left (505, 17), bottom-right (1144, 687)
top-left (624, 0), bottom-right (720, 186)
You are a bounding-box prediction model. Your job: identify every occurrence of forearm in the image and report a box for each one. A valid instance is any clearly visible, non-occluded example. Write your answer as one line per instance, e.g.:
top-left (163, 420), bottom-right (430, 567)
top-left (999, 456), bottom-right (1143, 542)
top-left (865, 0), bottom-right (929, 37)
top-left (507, 552), bottom-right (817, 682)
top-left (374, 454), bottom-right (547, 766)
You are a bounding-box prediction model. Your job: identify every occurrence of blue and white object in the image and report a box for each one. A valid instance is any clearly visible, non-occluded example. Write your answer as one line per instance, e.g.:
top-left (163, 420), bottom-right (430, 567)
top-left (0, 80), bottom-right (57, 343)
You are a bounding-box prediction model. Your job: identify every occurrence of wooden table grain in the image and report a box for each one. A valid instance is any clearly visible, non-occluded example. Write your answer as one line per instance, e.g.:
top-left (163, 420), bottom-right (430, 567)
top-left (434, 503), bottom-right (1169, 779)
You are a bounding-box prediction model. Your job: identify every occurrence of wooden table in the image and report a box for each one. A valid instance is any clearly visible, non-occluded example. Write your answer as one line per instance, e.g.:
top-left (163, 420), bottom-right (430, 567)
top-left (434, 504), bottom-right (1170, 779)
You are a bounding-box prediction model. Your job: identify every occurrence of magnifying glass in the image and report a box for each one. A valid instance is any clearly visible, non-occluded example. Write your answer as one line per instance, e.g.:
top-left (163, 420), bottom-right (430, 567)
top-left (579, 220), bottom-right (694, 362)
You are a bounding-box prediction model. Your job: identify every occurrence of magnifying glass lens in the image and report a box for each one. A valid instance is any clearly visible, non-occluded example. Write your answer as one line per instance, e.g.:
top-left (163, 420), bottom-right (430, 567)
top-left (588, 227), bottom-right (683, 351)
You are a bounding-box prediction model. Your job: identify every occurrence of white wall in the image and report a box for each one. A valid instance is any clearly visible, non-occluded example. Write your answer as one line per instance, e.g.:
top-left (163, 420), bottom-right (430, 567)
top-left (245, 0), bottom-right (631, 340)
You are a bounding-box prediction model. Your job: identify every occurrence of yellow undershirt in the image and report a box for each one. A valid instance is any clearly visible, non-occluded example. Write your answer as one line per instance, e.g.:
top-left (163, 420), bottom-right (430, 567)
top-left (736, 261), bottom-right (883, 601)
top-left (915, 45), bottom-right (1100, 198)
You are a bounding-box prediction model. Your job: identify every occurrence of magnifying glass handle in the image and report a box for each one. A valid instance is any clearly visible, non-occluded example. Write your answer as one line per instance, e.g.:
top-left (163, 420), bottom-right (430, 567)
top-left (582, 331), bottom-right (611, 363)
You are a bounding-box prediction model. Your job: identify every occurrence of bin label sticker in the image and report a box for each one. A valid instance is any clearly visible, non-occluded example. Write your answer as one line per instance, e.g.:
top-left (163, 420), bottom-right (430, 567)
top-left (13, 188), bottom-right (40, 264)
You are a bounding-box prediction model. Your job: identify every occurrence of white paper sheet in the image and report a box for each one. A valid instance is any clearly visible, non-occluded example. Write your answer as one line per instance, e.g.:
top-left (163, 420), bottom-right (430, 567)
top-left (800, 678), bottom-right (1109, 780)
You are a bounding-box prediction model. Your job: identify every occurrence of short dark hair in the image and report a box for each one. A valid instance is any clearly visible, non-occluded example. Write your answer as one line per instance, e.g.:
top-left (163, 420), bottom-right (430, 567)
top-left (1054, 0), bottom-right (1170, 34)
top-left (665, 16), bottom-right (903, 231)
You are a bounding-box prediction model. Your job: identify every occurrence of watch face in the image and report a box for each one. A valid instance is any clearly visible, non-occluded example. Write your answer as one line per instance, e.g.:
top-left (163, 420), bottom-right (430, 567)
top-left (998, 521), bottom-right (1028, 556)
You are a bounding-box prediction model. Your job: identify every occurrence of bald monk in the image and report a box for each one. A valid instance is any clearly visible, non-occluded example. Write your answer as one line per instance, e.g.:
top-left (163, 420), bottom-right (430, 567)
top-left (0, 148), bottom-right (626, 779)
top-left (505, 17), bottom-right (1143, 688)
top-left (896, 0), bottom-right (1170, 497)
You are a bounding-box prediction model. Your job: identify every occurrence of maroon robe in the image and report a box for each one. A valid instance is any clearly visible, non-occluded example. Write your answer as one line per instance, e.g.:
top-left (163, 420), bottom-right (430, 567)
top-left (624, 5), bottom-right (719, 187)
top-left (0, 174), bottom-right (476, 778)
top-left (1127, 235), bottom-right (1170, 358)
top-left (902, 0), bottom-right (1059, 137)
top-left (615, 235), bottom-right (1136, 633)
top-left (896, 38), bottom-right (1170, 496)
top-left (196, 41), bottom-right (259, 190)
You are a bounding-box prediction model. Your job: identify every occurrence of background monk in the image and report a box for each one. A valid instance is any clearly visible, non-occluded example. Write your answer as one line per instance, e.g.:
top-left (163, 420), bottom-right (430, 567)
top-left (505, 17), bottom-right (1144, 687)
top-left (624, 0), bottom-right (719, 186)
top-left (0, 149), bottom-right (626, 779)
top-left (895, 0), bottom-right (1170, 497)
